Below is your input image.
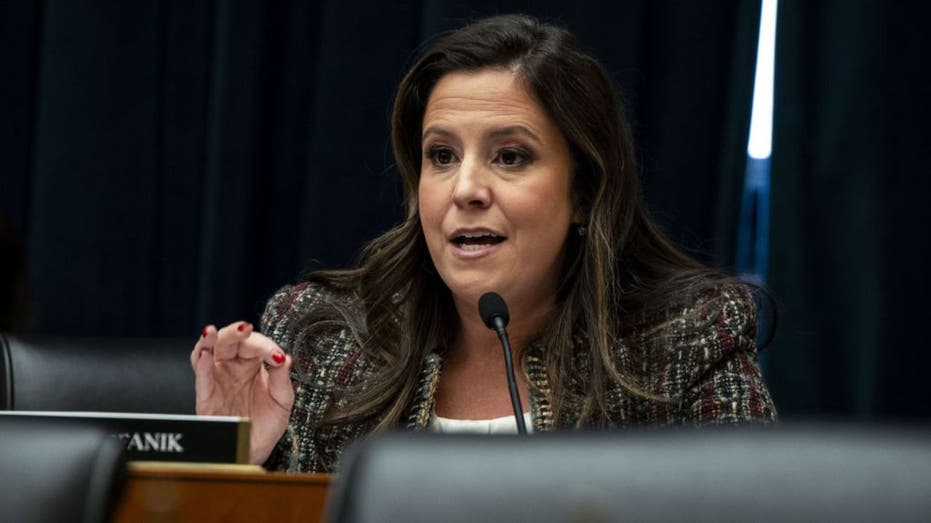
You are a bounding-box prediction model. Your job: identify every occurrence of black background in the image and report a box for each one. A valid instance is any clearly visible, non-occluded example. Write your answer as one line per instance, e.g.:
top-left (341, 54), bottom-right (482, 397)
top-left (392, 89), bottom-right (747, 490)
top-left (2, 1), bottom-right (928, 419)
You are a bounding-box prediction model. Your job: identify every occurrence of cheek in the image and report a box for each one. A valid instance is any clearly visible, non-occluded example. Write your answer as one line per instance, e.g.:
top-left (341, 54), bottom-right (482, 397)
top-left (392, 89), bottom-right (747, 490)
top-left (417, 183), bottom-right (431, 223)
top-left (417, 181), bottom-right (444, 241)
top-left (513, 190), bottom-right (574, 262)
top-left (512, 185), bottom-right (573, 234)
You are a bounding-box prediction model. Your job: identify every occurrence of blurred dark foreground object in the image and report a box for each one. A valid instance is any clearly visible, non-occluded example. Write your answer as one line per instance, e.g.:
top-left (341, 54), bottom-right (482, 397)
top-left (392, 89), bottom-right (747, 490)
top-left (328, 425), bottom-right (931, 523)
top-left (0, 417), bottom-right (126, 523)
top-left (0, 332), bottom-right (194, 413)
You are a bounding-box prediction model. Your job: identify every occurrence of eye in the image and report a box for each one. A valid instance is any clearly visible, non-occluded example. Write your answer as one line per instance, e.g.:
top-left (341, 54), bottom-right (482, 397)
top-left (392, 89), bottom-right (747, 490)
top-left (426, 146), bottom-right (458, 167)
top-left (495, 148), bottom-right (532, 167)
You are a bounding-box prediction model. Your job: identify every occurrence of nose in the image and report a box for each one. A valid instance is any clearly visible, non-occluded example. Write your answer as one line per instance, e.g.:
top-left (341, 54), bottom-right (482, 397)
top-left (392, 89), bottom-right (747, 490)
top-left (451, 157), bottom-right (492, 209)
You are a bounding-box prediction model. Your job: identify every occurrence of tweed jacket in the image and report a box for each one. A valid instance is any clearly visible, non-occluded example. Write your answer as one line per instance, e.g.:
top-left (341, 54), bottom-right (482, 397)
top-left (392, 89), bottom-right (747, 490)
top-left (262, 281), bottom-right (777, 473)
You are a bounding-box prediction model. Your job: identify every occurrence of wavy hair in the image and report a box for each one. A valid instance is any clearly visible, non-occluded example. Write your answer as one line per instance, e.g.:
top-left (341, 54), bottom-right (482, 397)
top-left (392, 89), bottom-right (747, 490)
top-left (304, 14), bottom-right (738, 429)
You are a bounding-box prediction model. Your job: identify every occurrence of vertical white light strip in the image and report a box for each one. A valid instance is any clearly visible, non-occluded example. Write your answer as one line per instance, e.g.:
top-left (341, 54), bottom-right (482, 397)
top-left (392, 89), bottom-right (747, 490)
top-left (737, 0), bottom-right (779, 292)
top-left (747, 0), bottom-right (778, 160)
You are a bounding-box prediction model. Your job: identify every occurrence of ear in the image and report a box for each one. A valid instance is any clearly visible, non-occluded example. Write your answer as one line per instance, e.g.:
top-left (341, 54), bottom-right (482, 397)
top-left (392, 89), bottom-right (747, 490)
top-left (568, 158), bottom-right (591, 225)
top-left (572, 207), bottom-right (585, 225)
top-left (570, 195), bottom-right (588, 226)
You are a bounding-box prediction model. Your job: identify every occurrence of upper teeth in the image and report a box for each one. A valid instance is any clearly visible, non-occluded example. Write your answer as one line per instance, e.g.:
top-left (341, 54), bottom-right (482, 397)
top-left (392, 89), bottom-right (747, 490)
top-left (460, 232), bottom-right (497, 238)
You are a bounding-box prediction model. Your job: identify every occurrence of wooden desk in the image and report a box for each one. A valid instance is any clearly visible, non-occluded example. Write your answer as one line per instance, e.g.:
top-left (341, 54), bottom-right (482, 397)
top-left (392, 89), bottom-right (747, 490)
top-left (115, 463), bottom-right (333, 522)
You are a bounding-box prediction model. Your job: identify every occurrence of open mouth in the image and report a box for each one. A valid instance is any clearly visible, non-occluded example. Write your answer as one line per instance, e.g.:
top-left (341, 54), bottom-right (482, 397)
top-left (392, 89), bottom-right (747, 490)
top-left (451, 232), bottom-right (507, 251)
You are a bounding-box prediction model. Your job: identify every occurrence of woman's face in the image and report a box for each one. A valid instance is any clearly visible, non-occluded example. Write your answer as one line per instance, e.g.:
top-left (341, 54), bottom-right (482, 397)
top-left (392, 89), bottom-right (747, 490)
top-left (418, 68), bottom-right (577, 315)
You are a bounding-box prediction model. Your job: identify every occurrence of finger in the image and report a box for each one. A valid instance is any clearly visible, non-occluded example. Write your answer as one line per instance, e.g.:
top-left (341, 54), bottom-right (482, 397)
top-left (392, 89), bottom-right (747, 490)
top-left (234, 331), bottom-right (289, 367)
top-left (194, 343), bottom-right (215, 406)
top-left (190, 325), bottom-right (216, 369)
top-left (267, 354), bottom-right (295, 409)
top-left (214, 321), bottom-right (253, 361)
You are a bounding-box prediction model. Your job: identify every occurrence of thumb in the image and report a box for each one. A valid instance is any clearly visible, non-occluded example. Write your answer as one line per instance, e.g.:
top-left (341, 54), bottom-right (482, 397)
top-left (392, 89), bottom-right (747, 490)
top-left (267, 354), bottom-right (295, 410)
top-left (194, 349), bottom-right (215, 404)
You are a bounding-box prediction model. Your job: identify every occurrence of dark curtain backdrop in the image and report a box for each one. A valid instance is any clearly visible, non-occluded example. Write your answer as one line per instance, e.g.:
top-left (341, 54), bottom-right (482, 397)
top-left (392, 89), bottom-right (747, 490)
top-left (7, 1), bottom-right (927, 421)
top-left (765, 1), bottom-right (931, 419)
top-left (1, 0), bottom-right (759, 337)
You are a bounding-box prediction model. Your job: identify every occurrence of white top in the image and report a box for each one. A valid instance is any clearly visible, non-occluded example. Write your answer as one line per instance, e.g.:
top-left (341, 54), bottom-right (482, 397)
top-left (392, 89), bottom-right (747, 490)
top-left (429, 411), bottom-right (534, 434)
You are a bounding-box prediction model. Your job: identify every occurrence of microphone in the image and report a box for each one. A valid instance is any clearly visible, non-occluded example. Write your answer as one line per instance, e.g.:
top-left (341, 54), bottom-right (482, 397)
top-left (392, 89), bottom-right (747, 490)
top-left (478, 292), bottom-right (527, 435)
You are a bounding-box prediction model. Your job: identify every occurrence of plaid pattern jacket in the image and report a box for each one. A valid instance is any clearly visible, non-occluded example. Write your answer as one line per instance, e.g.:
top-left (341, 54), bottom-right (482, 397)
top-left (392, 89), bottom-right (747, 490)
top-left (262, 282), bottom-right (777, 473)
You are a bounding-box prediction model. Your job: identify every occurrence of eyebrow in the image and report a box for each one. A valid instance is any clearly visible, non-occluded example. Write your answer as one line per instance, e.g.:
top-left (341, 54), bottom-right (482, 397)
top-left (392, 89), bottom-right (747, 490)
top-left (421, 126), bottom-right (456, 142)
top-left (488, 125), bottom-right (543, 145)
top-left (421, 124), bottom-right (544, 145)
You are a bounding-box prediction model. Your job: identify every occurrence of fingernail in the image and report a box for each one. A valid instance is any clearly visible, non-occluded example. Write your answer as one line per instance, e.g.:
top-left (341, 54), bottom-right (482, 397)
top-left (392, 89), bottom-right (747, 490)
top-left (201, 327), bottom-right (208, 338)
top-left (237, 322), bottom-right (248, 332)
top-left (272, 352), bottom-right (285, 364)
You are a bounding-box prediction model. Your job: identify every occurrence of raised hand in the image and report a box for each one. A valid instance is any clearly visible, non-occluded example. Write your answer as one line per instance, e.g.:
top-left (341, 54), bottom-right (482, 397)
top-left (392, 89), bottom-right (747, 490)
top-left (191, 321), bottom-right (294, 465)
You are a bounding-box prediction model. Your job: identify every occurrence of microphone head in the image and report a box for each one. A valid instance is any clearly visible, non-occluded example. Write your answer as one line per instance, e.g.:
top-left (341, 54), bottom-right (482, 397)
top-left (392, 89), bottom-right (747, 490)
top-left (478, 292), bottom-right (510, 330)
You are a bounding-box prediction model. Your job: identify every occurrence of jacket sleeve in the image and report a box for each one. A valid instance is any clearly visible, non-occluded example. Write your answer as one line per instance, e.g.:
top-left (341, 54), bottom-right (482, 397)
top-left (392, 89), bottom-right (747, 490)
top-left (679, 285), bottom-right (777, 425)
top-left (259, 282), bottom-right (339, 472)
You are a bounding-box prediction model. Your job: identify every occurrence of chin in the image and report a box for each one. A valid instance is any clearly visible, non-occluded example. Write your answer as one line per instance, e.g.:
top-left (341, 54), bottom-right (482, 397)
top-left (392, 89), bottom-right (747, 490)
top-left (444, 280), bottom-right (489, 304)
top-left (440, 273), bottom-right (507, 306)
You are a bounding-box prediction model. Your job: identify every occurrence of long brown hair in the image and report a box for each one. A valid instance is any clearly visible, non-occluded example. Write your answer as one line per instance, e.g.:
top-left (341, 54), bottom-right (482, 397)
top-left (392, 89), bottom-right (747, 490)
top-left (303, 14), bottom-right (738, 429)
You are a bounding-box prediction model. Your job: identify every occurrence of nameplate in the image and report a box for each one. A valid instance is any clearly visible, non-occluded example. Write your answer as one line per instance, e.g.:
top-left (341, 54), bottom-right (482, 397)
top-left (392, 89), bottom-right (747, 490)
top-left (0, 411), bottom-right (249, 464)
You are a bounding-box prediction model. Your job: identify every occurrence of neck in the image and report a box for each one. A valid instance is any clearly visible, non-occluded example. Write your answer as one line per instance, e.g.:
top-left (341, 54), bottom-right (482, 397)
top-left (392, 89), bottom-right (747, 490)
top-left (449, 292), bottom-right (555, 363)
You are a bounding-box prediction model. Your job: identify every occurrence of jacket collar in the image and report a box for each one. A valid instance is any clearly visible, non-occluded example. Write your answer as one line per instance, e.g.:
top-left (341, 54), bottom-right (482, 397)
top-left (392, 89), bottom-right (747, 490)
top-left (403, 343), bottom-right (557, 432)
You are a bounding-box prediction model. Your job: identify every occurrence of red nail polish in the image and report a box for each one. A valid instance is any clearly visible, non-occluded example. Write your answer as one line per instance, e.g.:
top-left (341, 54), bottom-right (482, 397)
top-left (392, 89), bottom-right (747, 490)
top-left (201, 327), bottom-right (208, 338)
top-left (237, 322), bottom-right (247, 332)
top-left (272, 352), bottom-right (285, 364)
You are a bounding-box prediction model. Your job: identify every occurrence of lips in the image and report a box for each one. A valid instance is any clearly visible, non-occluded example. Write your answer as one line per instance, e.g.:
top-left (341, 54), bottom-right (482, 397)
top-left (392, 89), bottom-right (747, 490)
top-left (448, 228), bottom-right (507, 253)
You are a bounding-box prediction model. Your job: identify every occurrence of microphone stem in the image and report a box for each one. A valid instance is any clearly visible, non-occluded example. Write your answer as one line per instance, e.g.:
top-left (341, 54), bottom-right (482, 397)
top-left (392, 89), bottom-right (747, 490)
top-left (494, 324), bottom-right (527, 435)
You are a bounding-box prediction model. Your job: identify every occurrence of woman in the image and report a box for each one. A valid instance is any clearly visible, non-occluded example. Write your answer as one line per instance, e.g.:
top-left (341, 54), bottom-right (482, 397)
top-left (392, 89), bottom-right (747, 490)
top-left (191, 14), bottom-right (776, 473)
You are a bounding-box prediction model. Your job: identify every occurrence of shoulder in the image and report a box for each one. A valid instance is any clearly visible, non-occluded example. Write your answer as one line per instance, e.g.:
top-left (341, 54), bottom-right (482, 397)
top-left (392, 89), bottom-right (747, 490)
top-left (632, 282), bottom-right (757, 365)
top-left (260, 280), bottom-right (359, 345)
top-left (625, 282), bottom-right (776, 423)
top-left (690, 282), bottom-right (758, 354)
top-left (260, 279), bottom-right (371, 400)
